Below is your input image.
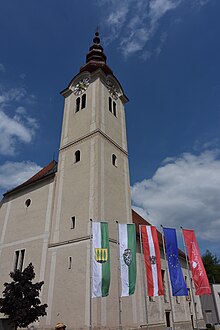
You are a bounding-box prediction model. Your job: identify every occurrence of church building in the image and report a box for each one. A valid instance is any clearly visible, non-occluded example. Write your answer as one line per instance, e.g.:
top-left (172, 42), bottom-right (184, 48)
top-left (0, 32), bottom-right (205, 330)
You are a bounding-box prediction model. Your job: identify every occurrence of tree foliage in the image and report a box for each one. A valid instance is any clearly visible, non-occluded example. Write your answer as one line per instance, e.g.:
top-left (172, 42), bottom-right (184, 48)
top-left (202, 250), bottom-right (220, 284)
top-left (0, 263), bottom-right (47, 328)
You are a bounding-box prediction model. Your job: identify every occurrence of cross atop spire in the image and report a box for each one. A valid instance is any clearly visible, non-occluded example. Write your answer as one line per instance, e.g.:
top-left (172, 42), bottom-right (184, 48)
top-left (80, 31), bottom-right (113, 75)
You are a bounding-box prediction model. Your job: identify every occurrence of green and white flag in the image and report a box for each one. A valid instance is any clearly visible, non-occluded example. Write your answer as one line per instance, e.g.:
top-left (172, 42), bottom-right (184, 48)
top-left (119, 223), bottom-right (136, 297)
top-left (92, 221), bottom-right (110, 298)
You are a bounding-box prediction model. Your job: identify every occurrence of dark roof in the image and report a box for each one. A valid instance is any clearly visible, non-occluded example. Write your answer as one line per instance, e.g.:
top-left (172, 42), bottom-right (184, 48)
top-left (3, 160), bottom-right (57, 197)
top-left (80, 31), bottom-right (113, 76)
top-left (60, 32), bottom-right (129, 103)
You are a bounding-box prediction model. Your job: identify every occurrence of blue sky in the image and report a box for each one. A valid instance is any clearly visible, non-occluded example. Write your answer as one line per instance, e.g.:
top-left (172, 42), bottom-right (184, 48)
top-left (0, 0), bottom-right (220, 257)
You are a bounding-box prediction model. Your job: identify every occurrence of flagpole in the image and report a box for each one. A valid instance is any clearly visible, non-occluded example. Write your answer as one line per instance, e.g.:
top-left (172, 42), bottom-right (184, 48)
top-left (116, 221), bottom-right (122, 330)
top-left (161, 225), bottom-right (175, 330)
top-left (180, 226), bottom-right (199, 330)
top-left (139, 224), bottom-right (149, 329)
top-left (89, 219), bottom-right (93, 330)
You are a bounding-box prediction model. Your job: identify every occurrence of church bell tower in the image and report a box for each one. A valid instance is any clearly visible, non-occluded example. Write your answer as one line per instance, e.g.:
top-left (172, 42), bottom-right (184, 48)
top-left (53, 32), bottom-right (132, 243)
top-left (46, 32), bottom-right (133, 329)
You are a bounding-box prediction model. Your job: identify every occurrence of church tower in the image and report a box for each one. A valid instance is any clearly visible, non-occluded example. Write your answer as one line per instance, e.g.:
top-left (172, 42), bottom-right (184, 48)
top-left (51, 32), bottom-right (131, 243)
top-left (43, 32), bottom-right (134, 329)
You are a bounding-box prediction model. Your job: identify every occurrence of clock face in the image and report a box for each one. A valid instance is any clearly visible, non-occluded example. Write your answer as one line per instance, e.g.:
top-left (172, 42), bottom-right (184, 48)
top-left (73, 77), bottom-right (90, 95)
top-left (106, 80), bottom-right (119, 100)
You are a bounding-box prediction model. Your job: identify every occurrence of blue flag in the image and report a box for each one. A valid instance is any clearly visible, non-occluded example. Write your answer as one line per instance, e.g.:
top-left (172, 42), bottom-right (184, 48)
top-left (163, 228), bottom-right (188, 296)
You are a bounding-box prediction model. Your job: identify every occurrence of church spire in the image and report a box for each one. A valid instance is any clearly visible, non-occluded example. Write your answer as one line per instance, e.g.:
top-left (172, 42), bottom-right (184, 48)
top-left (80, 31), bottom-right (113, 75)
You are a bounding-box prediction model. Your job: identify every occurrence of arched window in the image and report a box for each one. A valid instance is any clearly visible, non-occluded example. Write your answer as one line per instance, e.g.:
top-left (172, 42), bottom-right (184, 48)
top-left (109, 97), bottom-right (112, 113)
top-left (81, 94), bottom-right (86, 109)
top-left (75, 150), bottom-right (81, 163)
top-left (113, 101), bottom-right (117, 117)
top-left (76, 97), bottom-right (80, 112)
top-left (112, 154), bottom-right (117, 167)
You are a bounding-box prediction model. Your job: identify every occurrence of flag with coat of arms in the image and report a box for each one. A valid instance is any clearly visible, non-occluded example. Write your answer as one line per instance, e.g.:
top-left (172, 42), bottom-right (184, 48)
top-left (119, 223), bottom-right (136, 297)
top-left (92, 221), bottom-right (110, 298)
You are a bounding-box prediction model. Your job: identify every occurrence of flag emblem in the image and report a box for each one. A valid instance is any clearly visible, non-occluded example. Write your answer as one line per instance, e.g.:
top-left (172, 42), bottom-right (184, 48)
top-left (119, 224), bottom-right (136, 296)
top-left (150, 255), bottom-right (156, 264)
top-left (123, 248), bottom-right (132, 266)
top-left (192, 261), bottom-right (197, 268)
top-left (95, 248), bottom-right (108, 263)
top-left (168, 253), bottom-right (179, 268)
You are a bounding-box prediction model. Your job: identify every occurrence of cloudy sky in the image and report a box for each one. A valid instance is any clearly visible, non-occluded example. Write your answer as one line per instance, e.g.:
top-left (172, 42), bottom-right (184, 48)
top-left (0, 0), bottom-right (220, 257)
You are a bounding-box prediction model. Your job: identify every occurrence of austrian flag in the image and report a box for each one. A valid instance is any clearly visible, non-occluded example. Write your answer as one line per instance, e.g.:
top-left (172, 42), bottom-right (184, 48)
top-left (141, 226), bottom-right (164, 296)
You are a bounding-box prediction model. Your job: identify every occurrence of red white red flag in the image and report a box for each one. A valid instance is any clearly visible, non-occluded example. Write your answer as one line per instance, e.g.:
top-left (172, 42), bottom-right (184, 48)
top-left (182, 229), bottom-right (211, 295)
top-left (141, 225), bottom-right (164, 296)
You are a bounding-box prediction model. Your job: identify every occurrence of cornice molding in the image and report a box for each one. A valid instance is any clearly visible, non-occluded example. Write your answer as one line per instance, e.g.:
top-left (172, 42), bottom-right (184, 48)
top-left (60, 128), bottom-right (128, 156)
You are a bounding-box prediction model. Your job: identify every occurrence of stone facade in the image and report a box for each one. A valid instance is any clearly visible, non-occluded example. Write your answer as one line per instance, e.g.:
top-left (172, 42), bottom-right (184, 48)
top-left (0, 33), bottom-right (205, 329)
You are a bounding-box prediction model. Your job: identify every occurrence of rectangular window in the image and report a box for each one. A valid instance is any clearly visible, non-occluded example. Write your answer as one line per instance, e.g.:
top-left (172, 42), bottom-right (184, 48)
top-left (81, 94), bottom-right (86, 109)
top-left (14, 249), bottom-right (25, 271)
top-left (165, 311), bottom-right (171, 327)
top-left (186, 288), bottom-right (191, 301)
top-left (68, 256), bottom-right (72, 269)
top-left (109, 97), bottom-right (112, 113)
top-left (14, 250), bottom-right (19, 271)
top-left (19, 249), bottom-right (25, 271)
top-left (76, 97), bottom-right (80, 112)
top-left (113, 101), bottom-right (117, 117)
top-left (71, 216), bottom-right (76, 229)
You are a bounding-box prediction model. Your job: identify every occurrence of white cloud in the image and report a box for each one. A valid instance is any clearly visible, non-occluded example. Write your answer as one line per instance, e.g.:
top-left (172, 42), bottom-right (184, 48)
top-left (104, 2), bottom-right (129, 44)
top-left (149, 0), bottom-right (180, 24)
top-left (0, 111), bottom-right (34, 155)
top-left (0, 87), bottom-right (38, 156)
top-left (99, 0), bottom-right (212, 58)
top-left (101, 0), bottom-right (180, 57)
top-left (0, 161), bottom-right (42, 192)
top-left (0, 64), bottom-right (5, 72)
top-left (131, 149), bottom-right (220, 242)
top-left (0, 87), bottom-right (27, 105)
top-left (193, 0), bottom-right (210, 7)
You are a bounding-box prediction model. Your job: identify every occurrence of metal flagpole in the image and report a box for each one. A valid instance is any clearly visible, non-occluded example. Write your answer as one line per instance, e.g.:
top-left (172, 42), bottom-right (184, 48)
top-left (161, 225), bottom-right (176, 330)
top-left (180, 226), bottom-right (199, 330)
top-left (89, 219), bottom-right (93, 330)
top-left (139, 224), bottom-right (149, 330)
top-left (116, 221), bottom-right (122, 330)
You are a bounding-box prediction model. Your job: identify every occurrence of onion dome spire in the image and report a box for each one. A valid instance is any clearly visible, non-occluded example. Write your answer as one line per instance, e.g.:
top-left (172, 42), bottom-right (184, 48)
top-left (80, 31), bottom-right (113, 75)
